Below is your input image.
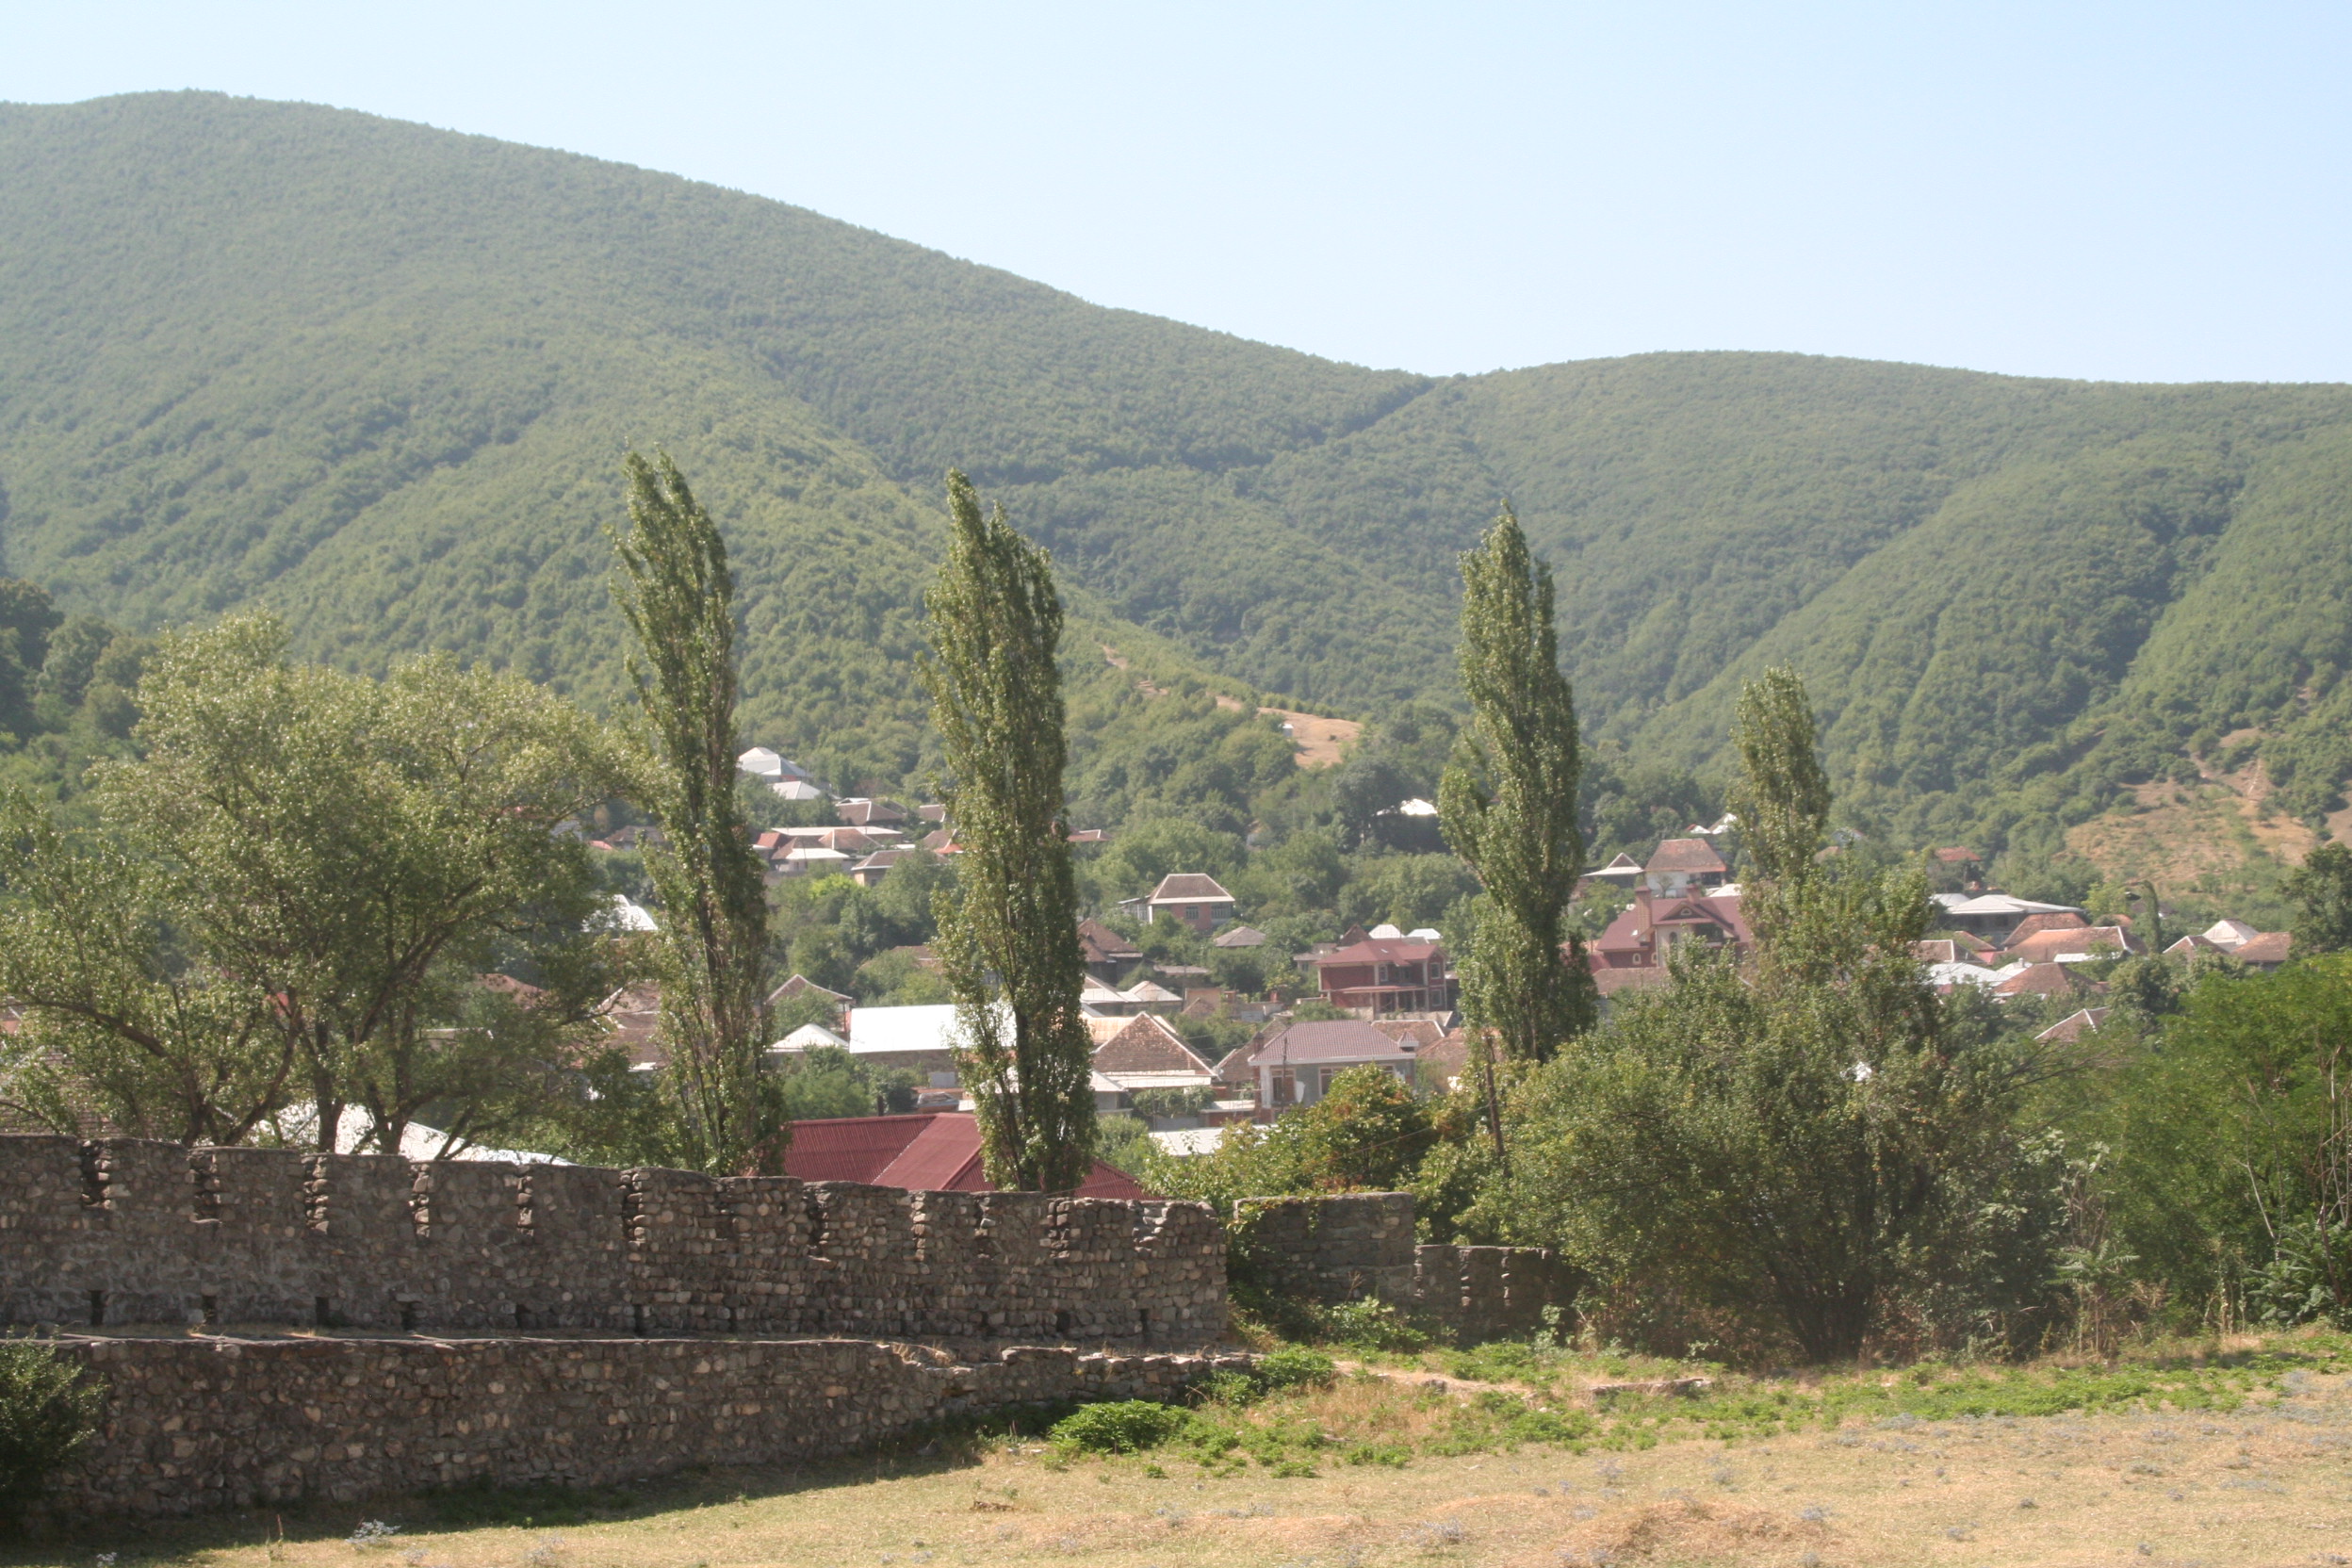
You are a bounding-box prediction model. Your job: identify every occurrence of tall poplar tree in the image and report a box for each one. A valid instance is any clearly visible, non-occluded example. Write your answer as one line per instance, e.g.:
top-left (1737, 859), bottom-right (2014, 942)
top-left (1440, 508), bottom-right (1594, 1100)
top-left (611, 450), bottom-right (777, 1175)
top-left (921, 470), bottom-right (1096, 1191)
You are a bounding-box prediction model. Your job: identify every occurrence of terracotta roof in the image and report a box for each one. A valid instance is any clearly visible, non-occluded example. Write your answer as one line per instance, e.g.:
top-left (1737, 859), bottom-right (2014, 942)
top-left (1643, 838), bottom-right (1728, 875)
top-left (1247, 1019), bottom-right (1417, 1067)
top-left (1093, 1015), bottom-right (1215, 1075)
top-left (2232, 931), bottom-right (2294, 966)
top-left (1374, 1019), bottom-right (1444, 1050)
top-left (1932, 846), bottom-right (1981, 864)
top-left (1210, 1043), bottom-right (1257, 1084)
top-left (2035, 1007), bottom-right (2110, 1043)
top-left (2003, 912), bottom-right (2090, 944)
top-left (1593, 966), bottom-right (1672, 996)
top-left (1149, 873), bottom-right (1234, 904)
top-left (1992, 962), bottom-right (2095, 999)
top-left (2005, 926), bottom-right (2134, 965)
top-left (1912, 939), bottom-right (1963, 965)
top-left (2162, 934), bottom-right (2222, 958)
top-left (1210, 925), bottom-right (1268, 949)
top-left (769, 973), bottom-right (852, 1007)
top-left (781, 1113), bottom-right (1147, 1197)
top-left (1415, 1028), bottom-right (1473, 1083)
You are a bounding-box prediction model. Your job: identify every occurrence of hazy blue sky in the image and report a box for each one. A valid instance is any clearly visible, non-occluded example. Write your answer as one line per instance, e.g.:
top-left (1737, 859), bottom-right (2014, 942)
top-left (5, 2), bottom-right (2346, 383)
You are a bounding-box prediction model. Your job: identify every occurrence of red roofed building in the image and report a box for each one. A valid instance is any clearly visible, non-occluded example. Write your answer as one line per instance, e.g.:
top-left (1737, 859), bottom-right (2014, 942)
top-left (2231, 931), bottom-right (2294, 971)
top-left (2003, 924), bottom-right (2138, 965)
top-left (1589, 889), bottom-right (1753, 978)
top-left (781, 1113), bottom-right (1148, 1198)
top-left (1642, 838), bottom-right (1731, 896)
top-left (1308, 937), bottom-right (1454, 1016)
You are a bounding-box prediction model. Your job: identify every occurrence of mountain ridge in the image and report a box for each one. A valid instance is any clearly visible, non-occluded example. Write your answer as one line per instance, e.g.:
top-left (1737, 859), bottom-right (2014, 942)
top-left (3, 90), bottom-right (2349, 866)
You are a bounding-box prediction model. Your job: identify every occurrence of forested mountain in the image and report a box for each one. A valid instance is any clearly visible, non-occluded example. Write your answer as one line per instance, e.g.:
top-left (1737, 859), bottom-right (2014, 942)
top-left (3, 91), bottom-right (2349, 862)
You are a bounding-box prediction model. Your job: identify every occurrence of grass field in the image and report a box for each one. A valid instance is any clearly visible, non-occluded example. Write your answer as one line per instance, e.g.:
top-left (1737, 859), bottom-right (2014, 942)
top-left (27, 1332), bottom-right (2352, 1568)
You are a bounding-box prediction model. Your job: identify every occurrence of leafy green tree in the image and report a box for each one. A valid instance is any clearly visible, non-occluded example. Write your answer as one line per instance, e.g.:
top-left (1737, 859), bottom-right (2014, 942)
top-left (0, 615), bottom-right (627, 1152)
top-left (1498, 669), bottom-right (2059, 1361)
top-left (1293, 1065), bottom-right (1436, 1192)
top-left (2286, 841), bottom-right (2352, 956)
top-left (612, 450), bottom-right (778, 1175)
top-left (1440, 507), bottom-right (1594, 1167)
top-left (1439, 507), bottom-right (1593, 1067)
top-left (922, 470), bottom-right (1097, 1190)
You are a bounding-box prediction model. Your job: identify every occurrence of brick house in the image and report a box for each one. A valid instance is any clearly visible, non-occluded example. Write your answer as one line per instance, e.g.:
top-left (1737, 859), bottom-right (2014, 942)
top-left (1144, 873), bottom-right (1236, 934)
top-left (1308, 935), bottom-right (1454, 1016)
top-left (1589, 887), bottom-right (1753, 981)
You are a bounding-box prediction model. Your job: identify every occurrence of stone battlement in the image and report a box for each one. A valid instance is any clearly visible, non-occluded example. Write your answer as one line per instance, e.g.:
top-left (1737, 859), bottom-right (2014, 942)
top-left (0, 1136), bottom-right (1225, 1343)
top-left (1233, 1191), bottom-right (1575, 1340)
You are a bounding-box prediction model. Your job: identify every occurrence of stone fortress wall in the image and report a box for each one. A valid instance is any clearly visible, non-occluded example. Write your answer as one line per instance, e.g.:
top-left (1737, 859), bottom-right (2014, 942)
top-left (1233, 1192), bottom-right (1576, 1341)
top-left (0, 1136), bottom-right (1226, 1342)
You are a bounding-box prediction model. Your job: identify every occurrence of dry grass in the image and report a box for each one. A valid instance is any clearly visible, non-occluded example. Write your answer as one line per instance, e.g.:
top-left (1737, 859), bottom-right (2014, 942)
top-left (38, 1338), bottom-right (2352, 1568)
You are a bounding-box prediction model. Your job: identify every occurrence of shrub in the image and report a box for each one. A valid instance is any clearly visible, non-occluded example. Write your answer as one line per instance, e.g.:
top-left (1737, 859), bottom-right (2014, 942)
top-left (1255, 1348), bottom-right (1337, 1392)
top-left (0, 1340), bottom-right (102, 1516)
top-left (1050, 1400), bottom-right (1195, 1455)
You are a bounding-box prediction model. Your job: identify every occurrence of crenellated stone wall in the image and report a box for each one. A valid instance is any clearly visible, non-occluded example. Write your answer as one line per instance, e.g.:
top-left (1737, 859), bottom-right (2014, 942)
top-left (49, 1335), bottom-right (1252, 1516)
top-left (0, 1136), bottom-right (1225, 1342)
top-left (1232, 1192), bottom-right (1576, 1341)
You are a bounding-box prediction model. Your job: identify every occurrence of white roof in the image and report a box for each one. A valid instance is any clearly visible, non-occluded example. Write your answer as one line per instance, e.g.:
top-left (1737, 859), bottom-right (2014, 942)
top-left (770, 778), bottom-right (826, 801)
top-left (1406, 927), bottom-right (1442, 941)
top-left (1705, 883), bottom-right (1742, 899)
top-left (770, 1022), bottom-right (849, 1053)
top-left (1151, 1127), bottom-right (1227, 1157)
top-left (1080, 981), bottom-right (1127, 1005)
top-left (272, 1105), bottom-right (564, 1164)
top-left (1945, 894), bottom-right (2085, 918)
top-left (1102, 1070), bottom-right (1215, 1091)
top-left (1927, 961), bottom-right (2001, 988)
top-left (1368, 923), bottom-right (1404, 939)
top-left (603, 894), bottom-right (658, 932)
top-left (2203, 919), bottom-right (2260, 947)
top-left (1395, 797), bottom-right (1439, 817)
top-left (783, 846), bottom-right (852, 865)
top-left (1123, 981), bottom-right (1182, 1003)
top-left (739, 746), bottom-right (784, 776)
top-left (846, 1002), bottom-right (1010, 1056)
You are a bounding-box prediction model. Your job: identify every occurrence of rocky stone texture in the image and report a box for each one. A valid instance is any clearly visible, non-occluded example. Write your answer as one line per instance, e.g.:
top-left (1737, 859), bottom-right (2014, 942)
top-left (1233, 1192), bottom-right (1576, 1340)
top-left (51, 1335), bottom-right (1251, 1515)
top-left (0, 1136), bottom-right (1224, 1342)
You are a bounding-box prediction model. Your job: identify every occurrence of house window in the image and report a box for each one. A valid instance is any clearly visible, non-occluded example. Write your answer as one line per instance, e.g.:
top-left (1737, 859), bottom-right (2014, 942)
top-left (1268, 1068), bottom-right (1296, 1106)
top-left (1320, 1066), bottom-right (1348, 1096)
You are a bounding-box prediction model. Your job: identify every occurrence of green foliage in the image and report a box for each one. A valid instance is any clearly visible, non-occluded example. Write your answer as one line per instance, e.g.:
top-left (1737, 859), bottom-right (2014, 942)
top-left (7, 95), bottom-right (2352, 871)
top-left (0, 615), bottom-right (630, 1152)
top-left (1291, 1065), bottom-right (1437, 1193)
top-left (0, 1341), bottom-right (102, 1518)
top-left (1050, 1399), bottom-right (1195, 1455)
top-left (2287, 841), bottom-right (2352, 955)
top-left (923, 473), bottom-right (1096, 1190)
top-left (612, 452), bottom-right (776, 1175)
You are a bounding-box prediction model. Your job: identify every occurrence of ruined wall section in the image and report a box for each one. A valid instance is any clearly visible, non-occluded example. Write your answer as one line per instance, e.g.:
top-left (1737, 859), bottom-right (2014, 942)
top-left (0, 1136), bottom-right (1224, 1343)
top-left (1232, 1192), bottom-right (1576, 1342)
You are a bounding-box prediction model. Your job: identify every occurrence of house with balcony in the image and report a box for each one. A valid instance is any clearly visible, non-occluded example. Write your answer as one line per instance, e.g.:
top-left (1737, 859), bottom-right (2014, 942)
top-left (1307, 934), bottom-right (1454, 1017)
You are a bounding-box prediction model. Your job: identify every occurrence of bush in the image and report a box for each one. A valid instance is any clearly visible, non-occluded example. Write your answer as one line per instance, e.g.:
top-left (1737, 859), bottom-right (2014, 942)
top-left (1049, 1400), bottom-right (1196, 1455)
top-left (1255, 1348), bottom-right (1337, 1392)
top-left (0, 1341), bottom-right (102, 1515)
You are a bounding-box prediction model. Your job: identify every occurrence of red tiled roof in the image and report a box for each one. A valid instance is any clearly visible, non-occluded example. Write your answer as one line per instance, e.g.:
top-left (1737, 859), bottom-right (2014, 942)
top-left (1313, 939), bottom-right (1443, 966)
top-left (1077, 919), bottom-right (1143, 963)
top-left (1643, 838), bottom-right (1728, 875)
top-left (2005, 926), bottom-right (2134, 965)
top-left (1992, 962), bottom-right (2094, 999)
top-left (781, 1113), bottom-right (1148, 1198)
top-left (1093, 1015), bottom-right (1215, 1075)
top-left (1932, 846), bottom-right (1981, 864)
top-left (2035, 1007), bottom-right (2110, 1043)
top-left (2004, 912), bottom-right (2090, 944)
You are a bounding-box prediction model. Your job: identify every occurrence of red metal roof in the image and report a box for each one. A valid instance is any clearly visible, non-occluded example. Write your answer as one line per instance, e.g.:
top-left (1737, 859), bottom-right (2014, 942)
top-left (780, 1113), bottom-right (1150, 1198)
top-left (1643, 838), bottom-right (1728, 874)
top-left (1313, 939), bottom-right (1443, 966)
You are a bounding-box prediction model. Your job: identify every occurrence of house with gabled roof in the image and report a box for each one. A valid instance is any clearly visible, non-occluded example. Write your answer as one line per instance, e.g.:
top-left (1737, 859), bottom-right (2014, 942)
top-left (1077, 918), bottom-right (1143, 980)
top-left (1241, 1018), bottom-right (1421, 1118)
top-left (1590, 886), bottom-right (1752, 978)
top-left (1308, 935), bottom-right (1454, 1017)
top-left (1145, 873), bottom-right (1237, 934)
top-left (1642, 838), bottom-right (1731, 896)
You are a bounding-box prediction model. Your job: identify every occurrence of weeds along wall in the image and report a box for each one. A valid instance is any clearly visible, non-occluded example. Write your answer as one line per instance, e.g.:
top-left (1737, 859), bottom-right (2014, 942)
top-left (1233, 1193), bottom-right (1575, 1341)
top-left (0, 1137), bottom-right (1226, 1342)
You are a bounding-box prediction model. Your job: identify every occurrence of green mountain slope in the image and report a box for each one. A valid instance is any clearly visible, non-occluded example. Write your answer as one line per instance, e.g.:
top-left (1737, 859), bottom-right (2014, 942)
top-left (3, 90), bottom-right (2350, 856)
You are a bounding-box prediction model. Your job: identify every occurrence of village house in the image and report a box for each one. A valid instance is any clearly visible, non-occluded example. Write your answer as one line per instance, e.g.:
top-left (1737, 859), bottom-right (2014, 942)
top-left (1588, 838), bottom-right (1756, 992)
top-left (1308, 931), bottom-right (1454, 1016)
top-left (1641, 837), bottom-right (1733, 896)
top-left (1077, 918), bottom-right (1143, 981)
top-left (1135, 873), bottom-right (1237, 934)
top-left (1241, 1018), bottom-right (1421, 1119)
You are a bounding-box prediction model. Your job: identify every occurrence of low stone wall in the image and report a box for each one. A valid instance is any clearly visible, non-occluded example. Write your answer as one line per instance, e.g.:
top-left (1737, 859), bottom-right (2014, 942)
top-left (51, 1334), bottom-right (1251, 1516)
top-left (0, 1136), bottom-right (1223, 1344)
top-left (1233, 1193), bottom-right (1576, 1341)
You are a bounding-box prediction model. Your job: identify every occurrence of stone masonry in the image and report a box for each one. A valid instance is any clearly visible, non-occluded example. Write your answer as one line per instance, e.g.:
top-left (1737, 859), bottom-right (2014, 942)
top-left (51, 1335), bottom-right (1251, 1516)
top-left (1233, 1192), bottom-right (1576, 1340)
top-left (0, 1136), bottom-right (1224, 1342)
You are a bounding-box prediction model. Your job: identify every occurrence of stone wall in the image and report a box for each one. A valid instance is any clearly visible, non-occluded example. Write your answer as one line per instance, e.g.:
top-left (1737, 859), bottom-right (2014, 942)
top-left (1233, 1192), bottom-right (1576, 1341)
top-left (0, 1136), bottom-right (1225, 1343)
top-left (50, 1334), bottom-right (1251, 1516)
